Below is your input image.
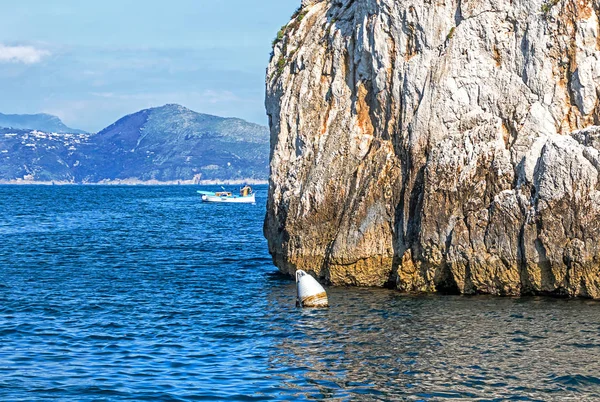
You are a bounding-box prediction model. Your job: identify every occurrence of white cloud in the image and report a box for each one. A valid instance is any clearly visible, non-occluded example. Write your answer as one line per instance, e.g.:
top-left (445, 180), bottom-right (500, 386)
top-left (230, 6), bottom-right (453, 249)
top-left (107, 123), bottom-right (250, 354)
top-left (0, 44), bottom-right (50, 64)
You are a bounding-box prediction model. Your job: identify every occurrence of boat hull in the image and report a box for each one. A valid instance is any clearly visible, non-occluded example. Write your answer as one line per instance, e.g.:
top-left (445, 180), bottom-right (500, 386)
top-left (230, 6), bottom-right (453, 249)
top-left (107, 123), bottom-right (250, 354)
top-left (200, 194), bottom-right (256, 203)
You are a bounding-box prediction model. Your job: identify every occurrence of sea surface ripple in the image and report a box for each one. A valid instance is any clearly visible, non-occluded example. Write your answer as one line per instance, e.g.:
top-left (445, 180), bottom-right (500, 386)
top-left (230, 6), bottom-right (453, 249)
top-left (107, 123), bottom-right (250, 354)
top-left (0, 185), bottom-right (599, 401)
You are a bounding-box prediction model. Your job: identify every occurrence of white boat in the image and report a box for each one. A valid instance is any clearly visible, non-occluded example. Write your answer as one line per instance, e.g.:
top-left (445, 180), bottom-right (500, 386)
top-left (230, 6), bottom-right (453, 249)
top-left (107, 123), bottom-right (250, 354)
top-left (197, 185), bottom-right (256, 204)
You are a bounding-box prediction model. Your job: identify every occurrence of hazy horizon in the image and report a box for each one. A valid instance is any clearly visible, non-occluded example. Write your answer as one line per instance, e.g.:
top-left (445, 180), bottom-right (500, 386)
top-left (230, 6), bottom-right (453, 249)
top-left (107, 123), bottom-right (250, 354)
top-left (0, 0), bottom-right (299, 132)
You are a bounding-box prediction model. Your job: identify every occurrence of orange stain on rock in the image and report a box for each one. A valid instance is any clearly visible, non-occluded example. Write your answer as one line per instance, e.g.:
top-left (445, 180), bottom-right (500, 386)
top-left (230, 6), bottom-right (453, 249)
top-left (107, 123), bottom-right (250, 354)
top-left (356, 83), bottom-right (375, 135)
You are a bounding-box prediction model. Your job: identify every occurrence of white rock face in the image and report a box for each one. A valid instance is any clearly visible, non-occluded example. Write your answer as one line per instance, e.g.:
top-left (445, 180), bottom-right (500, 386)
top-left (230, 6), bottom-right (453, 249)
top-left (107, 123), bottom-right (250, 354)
top-left (265, 0), bottom-right (600, 297)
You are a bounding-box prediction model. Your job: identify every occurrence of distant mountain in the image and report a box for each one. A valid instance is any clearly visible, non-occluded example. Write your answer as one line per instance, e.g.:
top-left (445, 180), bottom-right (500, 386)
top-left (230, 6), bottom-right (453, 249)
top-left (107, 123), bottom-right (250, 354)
top-left (0, 105), bottom-right (270, 183)
top-left (0, 113), bottom-right (87, 134)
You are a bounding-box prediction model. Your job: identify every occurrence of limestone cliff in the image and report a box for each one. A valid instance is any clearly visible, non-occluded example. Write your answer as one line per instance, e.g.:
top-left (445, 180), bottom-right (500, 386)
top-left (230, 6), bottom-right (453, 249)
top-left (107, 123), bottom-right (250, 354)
top-left (265, 0), bottom-right (600, 297)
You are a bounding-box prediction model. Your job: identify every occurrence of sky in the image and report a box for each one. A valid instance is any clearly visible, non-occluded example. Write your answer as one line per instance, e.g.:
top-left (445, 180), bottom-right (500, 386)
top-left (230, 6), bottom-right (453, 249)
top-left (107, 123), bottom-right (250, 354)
top-left (0, 0), bottom-right (299, 132)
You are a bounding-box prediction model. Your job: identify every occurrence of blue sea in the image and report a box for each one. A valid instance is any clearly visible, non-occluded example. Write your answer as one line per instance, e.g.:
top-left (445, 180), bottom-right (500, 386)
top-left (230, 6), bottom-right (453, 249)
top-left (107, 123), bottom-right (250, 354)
top-left (1, 185), bottom-right (599, 401)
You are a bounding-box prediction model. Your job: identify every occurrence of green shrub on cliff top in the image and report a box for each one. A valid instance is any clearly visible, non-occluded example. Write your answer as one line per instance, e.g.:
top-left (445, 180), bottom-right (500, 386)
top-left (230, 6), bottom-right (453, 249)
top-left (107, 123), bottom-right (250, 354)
top-left (272, 25), bottom-right (286, 46)
top-left (273, 7), bottom-right (309, 47)
top-left (291, 6), bottom-right (302, 19)
top-left (276, 57), bottom-right (286, 75)
top-left (446, 26), bottom-right (455, 41)
top-left (541, 0), bottom-right (559, 14)
top-left (297, 10), bottom-right (308, 23)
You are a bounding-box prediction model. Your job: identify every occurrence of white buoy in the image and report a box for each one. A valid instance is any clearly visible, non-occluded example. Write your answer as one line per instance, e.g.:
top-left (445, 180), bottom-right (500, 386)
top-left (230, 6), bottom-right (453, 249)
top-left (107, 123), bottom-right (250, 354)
top-left (296, 270), bottom-right (329, 308)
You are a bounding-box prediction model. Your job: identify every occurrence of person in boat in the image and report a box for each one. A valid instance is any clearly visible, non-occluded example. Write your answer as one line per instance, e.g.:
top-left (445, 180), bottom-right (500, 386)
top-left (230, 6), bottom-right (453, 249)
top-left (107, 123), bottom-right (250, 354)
top-left (240, 185), bottom-right (253, 197)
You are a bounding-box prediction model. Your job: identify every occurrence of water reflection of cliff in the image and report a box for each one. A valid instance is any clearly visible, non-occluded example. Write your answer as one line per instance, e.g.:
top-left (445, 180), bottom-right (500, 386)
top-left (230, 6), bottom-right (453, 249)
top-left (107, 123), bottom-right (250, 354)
top-left (263, 282), bottom-right (600, 400)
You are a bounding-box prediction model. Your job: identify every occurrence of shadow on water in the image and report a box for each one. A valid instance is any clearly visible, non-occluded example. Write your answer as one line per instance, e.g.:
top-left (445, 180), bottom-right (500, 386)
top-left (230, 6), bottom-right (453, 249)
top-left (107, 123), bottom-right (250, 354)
top-left (263, 282), bottom-right (600, 400)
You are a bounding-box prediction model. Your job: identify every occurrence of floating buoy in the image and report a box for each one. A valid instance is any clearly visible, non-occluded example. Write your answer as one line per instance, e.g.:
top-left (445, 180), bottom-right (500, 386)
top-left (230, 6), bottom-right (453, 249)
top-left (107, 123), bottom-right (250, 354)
top-left (296, 270), bottom-right (329, 308)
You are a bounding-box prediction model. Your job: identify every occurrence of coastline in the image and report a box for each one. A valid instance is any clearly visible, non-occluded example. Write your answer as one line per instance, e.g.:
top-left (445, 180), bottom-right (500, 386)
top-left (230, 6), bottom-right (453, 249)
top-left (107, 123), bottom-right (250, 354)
top-left (0, 179), bottom-right (269, 186)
